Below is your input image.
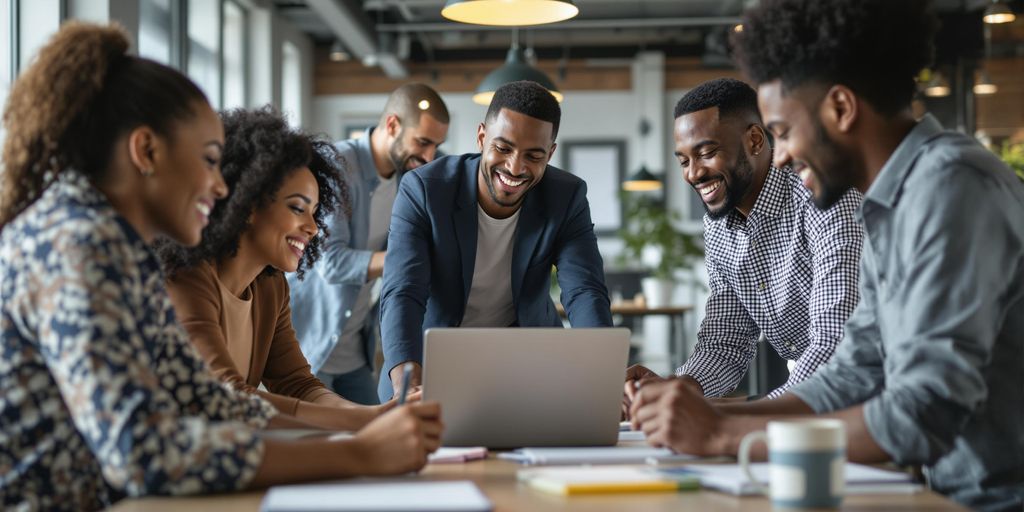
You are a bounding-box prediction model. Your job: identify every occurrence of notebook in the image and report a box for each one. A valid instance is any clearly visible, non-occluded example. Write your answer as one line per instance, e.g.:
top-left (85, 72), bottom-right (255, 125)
top-left (428, 447), bottom-right (488, 464)
top-left (260, 480), bottom-right (492, 512)
top-left (674, 462), bottom-right (922, 496)
top-left (517, 466), bottom-right (700, 495)
top-left (497, 446), bottom-right (686, 465)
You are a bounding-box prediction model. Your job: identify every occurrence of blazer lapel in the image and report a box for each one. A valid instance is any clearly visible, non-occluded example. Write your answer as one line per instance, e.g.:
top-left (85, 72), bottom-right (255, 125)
top-left (511, 189), bottom-right (545, 305)
top-left (454, 159), bottom-right (479, 306)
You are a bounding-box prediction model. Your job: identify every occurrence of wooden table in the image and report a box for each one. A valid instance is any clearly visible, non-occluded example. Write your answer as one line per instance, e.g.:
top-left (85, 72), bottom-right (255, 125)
top-left (109, 455), bottom-right (964, 511)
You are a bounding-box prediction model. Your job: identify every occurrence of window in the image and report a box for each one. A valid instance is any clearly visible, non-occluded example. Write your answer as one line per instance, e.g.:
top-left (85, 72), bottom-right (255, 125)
top-left (221, 0), bottom-right (246, 109)
top-left (139, 0), bottom-right (173, 64)
top-left (281, 40), bottom-right (301, 127)
top-left (187, 0), bottom-right (220, 108)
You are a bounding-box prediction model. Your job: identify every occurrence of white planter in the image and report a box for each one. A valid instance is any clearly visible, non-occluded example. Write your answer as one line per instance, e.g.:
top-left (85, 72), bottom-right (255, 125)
top-left (641, 277), bottom-right (676, 308)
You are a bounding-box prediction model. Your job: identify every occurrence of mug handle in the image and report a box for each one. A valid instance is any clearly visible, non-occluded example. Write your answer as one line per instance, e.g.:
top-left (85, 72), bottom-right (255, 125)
top-left (738, 430), bottom-right (769, 495)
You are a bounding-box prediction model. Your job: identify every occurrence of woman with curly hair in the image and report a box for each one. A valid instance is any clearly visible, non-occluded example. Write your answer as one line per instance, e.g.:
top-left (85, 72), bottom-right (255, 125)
top-left (0, 23), bottom-right (440, 511)
top-left (158, 108), bottom-right (402, 430)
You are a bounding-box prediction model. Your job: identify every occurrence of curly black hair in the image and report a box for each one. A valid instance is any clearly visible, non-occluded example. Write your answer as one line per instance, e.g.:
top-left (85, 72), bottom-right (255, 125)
top-left (674, 78), bottom-right (761, 123)
top-left (485, 80), bottom-right (561, 140)
top-left (157, 106), bottom-right (349, 279)
top-left (731, 0), bottom-right (938, 117)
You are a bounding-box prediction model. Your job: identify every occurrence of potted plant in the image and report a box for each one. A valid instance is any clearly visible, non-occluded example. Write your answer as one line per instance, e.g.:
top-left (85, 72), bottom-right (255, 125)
top-left (998, 141), bottom-right (1024, 182)
top-left (617, 192), bottom-right (704, 307)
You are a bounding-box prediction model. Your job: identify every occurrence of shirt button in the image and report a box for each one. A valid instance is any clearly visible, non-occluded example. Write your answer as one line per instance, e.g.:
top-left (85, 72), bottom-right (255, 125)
top-left (750, 241), bottom-right (756, 249)
top-left (345, 309), bottom-right (352, 318)
top-left (788, 343), bottom-right (796, 351)
top-left (758, 282), bottom-right (766, 291)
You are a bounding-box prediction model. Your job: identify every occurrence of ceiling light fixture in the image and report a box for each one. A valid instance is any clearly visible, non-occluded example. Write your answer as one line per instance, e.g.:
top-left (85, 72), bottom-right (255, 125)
top-left (442, 0), bottom-right (579, 27)
top-left (983, 0), bottom-right (1016, 23)
top-left (974, 71), bottom-right (998, 95)
top-left (924, 71), bottom-right (951, 97)
top-left (473, 29), bottom-right (563, 105)
top-left (622, 165), bottom-right (663, 192)
top-left (329, 40), bottom-right (350, 62)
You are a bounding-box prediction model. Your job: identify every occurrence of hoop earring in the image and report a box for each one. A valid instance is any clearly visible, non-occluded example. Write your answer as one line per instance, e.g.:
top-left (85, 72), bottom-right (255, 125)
top-left (140, 167), bottom-right (154, 177)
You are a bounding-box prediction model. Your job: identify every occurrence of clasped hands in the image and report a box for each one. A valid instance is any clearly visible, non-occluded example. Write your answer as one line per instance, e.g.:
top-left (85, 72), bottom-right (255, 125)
top-left (622, 364), bottom-right (726, 457)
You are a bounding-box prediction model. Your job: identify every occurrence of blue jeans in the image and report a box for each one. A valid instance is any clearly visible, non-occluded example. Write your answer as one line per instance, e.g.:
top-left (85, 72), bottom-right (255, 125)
top-left (317, 365), bottom-right (380, 405)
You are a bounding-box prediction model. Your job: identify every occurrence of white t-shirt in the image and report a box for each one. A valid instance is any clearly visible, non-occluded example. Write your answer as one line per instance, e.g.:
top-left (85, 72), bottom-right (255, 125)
top-left (320, 174), bottom-right (398, 375)
top-left (461, 205), bottom-right (520, 327)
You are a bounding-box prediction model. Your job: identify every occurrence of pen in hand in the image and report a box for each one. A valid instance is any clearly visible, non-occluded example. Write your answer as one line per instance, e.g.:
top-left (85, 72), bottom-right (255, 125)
top-left (397, 362), bottom-right (414, 405)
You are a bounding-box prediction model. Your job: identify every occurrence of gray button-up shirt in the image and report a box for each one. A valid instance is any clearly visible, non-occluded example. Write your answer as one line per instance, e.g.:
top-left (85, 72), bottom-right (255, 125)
top-left (790, 114), bottom-right (1024, 510)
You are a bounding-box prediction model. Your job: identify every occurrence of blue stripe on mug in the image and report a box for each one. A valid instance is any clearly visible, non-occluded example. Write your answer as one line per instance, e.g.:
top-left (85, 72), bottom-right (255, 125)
top-left (770, 449), bottom-right (845, 508)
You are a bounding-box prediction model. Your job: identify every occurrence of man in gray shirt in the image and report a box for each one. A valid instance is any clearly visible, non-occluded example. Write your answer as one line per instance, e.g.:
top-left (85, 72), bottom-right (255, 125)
top-left (629, 1), bottom-right (1023, 510)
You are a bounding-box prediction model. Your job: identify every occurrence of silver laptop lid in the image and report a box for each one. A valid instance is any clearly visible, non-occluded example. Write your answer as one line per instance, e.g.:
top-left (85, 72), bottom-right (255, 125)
top-left (423, 328), bottom-right (630, 448)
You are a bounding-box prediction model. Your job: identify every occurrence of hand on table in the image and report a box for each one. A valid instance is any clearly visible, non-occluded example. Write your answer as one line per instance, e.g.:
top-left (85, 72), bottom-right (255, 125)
top-left (621, 364), bottom-right (667, 420)
top-left (629, 378), bottom-right (723, 457)
top-left (352, 401), bottom-right (443, 475)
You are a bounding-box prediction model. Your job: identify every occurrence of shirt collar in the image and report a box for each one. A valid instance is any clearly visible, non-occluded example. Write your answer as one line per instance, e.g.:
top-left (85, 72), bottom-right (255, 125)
top-left (864, 113), bottom-right (944, 210)
top-left (355, 127), bottom-right (379, 183)
top-left (724, 164), bottom-right (787, 229)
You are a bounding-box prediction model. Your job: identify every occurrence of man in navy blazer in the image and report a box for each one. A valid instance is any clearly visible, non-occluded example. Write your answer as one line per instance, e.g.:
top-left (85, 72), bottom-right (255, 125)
top-left (378, 80), bottom-right (613, 400)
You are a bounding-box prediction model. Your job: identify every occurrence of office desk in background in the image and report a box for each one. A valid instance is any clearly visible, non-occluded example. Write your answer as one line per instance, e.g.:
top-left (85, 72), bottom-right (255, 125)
top-left (109, 455), bottom-right (965, 512)
top-left (557, 302), bottom-right (694, 367)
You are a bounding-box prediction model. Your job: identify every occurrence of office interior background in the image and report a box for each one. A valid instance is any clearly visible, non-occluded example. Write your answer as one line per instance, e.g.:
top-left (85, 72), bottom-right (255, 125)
top-left (2, 0), bottom-right (1022, 386)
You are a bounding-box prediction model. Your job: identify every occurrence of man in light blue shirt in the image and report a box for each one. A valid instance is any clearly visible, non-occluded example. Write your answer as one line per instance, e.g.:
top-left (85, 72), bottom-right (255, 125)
top-left (288, 83), bottom-right (449, 405)
top-left (630, 1), bottom-right (1024, 510)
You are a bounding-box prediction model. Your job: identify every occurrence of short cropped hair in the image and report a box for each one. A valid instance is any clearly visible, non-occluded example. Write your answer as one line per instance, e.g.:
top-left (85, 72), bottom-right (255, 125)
top-left (732, 0), bottom-right (938, 117)
top-left (485, 80), bottom-right (561, 140)
top-left (380, 82), bottom-right (450, 127)
top-left (674, 78), bottom-right (761, 124)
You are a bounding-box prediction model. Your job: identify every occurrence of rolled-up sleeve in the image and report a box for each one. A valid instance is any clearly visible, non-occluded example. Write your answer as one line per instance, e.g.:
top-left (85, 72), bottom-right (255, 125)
top-left (859, 170), bottom-right (1013, 465)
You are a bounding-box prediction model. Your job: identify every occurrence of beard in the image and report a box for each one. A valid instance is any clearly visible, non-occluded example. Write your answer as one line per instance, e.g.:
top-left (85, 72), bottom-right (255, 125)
top-left (702, 152), bottom-right (755, 220)
top-left (388, 132), bottom-right (426, 172)
top-left (808, 122), bottom-right (857, 210)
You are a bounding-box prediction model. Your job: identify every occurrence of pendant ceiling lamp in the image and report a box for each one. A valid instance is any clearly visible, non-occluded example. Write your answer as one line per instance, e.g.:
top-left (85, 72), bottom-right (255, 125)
top-left (442, 0), bottom-right (579, 27)
top-left (982, 0), bottom-right (1016, 24)
top-left (622, 166), bottom-right (663, 192)
top-left (473, 31), bottom-right (563, 105)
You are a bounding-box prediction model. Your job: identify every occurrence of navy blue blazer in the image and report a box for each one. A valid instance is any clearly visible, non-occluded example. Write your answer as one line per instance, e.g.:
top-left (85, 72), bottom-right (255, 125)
top-left (377, 153), bottom-right (613, 400)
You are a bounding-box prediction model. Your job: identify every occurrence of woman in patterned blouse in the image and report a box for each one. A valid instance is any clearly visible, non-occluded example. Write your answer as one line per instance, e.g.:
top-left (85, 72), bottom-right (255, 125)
top-left (158, 108), bottom-right (412, 430)
top-left (0, 22), bottom-right (441, 511)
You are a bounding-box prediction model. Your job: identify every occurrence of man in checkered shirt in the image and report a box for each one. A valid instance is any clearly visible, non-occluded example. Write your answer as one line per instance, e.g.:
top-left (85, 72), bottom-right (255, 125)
top-left (626, 78), bottom-right (863, 400)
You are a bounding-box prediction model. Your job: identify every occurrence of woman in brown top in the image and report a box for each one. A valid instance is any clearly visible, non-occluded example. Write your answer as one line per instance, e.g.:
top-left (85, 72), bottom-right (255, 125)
top-left (158, 107), bottom-right (405, 430)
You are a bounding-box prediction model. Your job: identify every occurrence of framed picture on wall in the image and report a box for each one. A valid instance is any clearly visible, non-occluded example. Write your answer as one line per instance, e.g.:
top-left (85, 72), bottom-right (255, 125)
top-left (561, 140), bottom-right (626, 236)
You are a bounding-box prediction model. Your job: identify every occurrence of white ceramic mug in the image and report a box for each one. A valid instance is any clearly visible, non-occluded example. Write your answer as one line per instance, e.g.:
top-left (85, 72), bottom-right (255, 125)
top-left (738, 419), bottom-right (846, 508)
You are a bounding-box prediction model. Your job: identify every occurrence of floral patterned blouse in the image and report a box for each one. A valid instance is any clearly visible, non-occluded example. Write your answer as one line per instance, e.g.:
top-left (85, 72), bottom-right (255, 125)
top-left (0, 172), bottom-right (278, 511)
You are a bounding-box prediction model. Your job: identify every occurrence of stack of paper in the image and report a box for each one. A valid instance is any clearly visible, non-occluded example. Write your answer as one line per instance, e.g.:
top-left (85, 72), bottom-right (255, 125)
top-left (428, 447), bottom-right (488, 464)
top-left (518, 466), bottom-right (700, 495)
top-left (498, 446), bottom-right (683, 465)
top-left (261, 480), bottom-right (492, 511)
top-left (676, 462), bottom-right (922, 496)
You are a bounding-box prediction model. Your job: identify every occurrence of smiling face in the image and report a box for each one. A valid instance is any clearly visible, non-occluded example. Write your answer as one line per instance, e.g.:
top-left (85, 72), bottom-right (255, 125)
top-left (241, 167), bottom-right (320, 273)
top-left (387, 113), bottom-right (448, 172)
top-left (674, 107), bottom-right (759, 220)
top-left (758, 80), bottom-right (859, 210)
top-left (144, 101), bottom-right (227, 246)
top-left (475, 108), bottom-right (556, 219)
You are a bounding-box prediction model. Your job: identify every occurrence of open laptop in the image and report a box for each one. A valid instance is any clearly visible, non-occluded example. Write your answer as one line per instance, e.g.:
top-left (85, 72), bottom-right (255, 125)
top-left (422, 328), bottom-right (630, 448)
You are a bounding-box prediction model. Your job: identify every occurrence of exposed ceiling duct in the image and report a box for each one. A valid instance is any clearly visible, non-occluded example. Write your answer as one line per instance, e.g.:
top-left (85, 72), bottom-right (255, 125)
top-left (304, 0), bottom-right (409, 78)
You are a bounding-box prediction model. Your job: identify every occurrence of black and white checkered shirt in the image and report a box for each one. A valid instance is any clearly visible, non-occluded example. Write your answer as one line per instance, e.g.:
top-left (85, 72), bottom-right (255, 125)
top-left (678, 166), bottom-right (863, 398)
